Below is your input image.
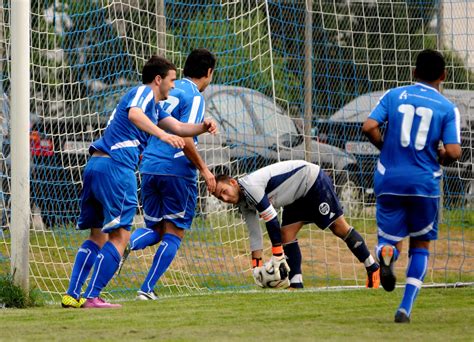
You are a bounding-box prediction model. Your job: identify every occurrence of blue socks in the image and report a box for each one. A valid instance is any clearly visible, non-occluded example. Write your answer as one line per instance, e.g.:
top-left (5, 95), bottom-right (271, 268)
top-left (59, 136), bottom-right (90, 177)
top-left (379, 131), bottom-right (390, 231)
top-left (283, 240), bottom-right (302, 284)
top-left (84, 241), bottom-right (122, 299)
top-left (140, 233), bottom-right (181, 293)
top-left (344, 227), bottom-right (378, 272)
top-left (130, 227), bottom-right (161, 250)
top-left (399, 248), bottom-right (429, 316)
top-left (66, 240), bottom-right (100, 299)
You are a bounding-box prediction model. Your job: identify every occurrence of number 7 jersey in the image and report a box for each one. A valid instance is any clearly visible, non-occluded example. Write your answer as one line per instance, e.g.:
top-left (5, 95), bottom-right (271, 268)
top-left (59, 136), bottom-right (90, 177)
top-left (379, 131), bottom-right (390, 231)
top-left (369, 82), bottom-right (461, 197)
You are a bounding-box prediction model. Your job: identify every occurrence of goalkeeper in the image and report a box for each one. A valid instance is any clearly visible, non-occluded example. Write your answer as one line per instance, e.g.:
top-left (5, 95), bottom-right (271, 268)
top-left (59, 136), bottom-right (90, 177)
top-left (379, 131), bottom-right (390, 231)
top-left (212, 160), bottom-right (380, 289)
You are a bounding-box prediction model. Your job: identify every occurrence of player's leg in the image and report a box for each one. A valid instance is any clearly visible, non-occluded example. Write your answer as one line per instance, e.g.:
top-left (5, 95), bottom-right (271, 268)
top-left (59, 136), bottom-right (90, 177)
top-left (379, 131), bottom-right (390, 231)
top-left (329, 216), bottom-right (380, 288)
top-left (130, 174), bottom-right (163, 251)
top-left (375, 195), bottom-right (405, 292)
top-left (82, 158), bottom-right (137, 308)
top-left (62, 159), bottom-right (107, 308)
top-left (138, 222), bottom-right (184, 300)
top-left (281, 222), bottom-right (304, 288)
top-left (395, 196), bottom-right (438, 323)
top-left (137, 176), bottom-right (196, 300)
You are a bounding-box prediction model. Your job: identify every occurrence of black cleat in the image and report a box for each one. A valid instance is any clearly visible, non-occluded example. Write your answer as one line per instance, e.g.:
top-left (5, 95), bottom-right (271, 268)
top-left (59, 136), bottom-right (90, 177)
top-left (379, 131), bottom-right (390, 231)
top-left (394, 310), bottom-right (410, 323)
top-left (380, 245), bottom-right (396, 292)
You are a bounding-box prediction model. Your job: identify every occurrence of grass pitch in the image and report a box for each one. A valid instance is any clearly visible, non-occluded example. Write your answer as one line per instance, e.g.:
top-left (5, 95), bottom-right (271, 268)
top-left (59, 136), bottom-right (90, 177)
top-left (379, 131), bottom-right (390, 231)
top-left (1, 287), bottom-right (473, 341)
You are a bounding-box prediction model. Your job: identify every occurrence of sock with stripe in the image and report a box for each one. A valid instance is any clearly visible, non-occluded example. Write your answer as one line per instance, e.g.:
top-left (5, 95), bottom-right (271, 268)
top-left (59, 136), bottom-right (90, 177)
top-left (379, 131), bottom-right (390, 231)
top-left (398, 248), bottom-right (429, 317)
top-left (283, 240), bottom-right (303, 285)
top-left (66, 239), bottom-right (100, 299)
top-left (84, 241), bottom-right (121, 299)
top-left (140, 233), bottom-right (181, 293)
top-left (344, 227), bottom-right (378, 273)
top-left (130, 227), bottom-right (161, 250)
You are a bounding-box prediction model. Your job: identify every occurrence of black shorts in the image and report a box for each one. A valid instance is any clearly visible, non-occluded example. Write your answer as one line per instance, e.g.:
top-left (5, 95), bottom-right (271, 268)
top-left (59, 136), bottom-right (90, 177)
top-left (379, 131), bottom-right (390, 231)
top-left (281, 170), bottom-right (343, 230)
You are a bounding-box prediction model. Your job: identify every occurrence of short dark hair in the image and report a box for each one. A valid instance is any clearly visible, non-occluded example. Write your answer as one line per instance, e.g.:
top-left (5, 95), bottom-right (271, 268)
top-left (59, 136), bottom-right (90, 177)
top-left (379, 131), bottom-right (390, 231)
top-left (215, 174), bottom-right (233, 184)
top-left (142, 55), bottom-right (177, 84)
top-left (183, 48), bottom-right (217, 79)
top-left (414, 49), bottom-right (446, 82)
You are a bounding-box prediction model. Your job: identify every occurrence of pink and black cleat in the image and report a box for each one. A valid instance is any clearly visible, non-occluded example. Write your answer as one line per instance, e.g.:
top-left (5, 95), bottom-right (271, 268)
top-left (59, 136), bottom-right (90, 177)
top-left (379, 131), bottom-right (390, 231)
top-left (83, 297), bottom-right (122, 309)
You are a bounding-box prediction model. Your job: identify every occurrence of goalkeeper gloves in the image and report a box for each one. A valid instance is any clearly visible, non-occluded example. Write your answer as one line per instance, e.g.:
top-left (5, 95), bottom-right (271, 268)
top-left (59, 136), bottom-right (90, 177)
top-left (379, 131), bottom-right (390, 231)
top-left (266, 254), bottom-right (290, 281)
top-left (252, 266), bottom-right (265, 288)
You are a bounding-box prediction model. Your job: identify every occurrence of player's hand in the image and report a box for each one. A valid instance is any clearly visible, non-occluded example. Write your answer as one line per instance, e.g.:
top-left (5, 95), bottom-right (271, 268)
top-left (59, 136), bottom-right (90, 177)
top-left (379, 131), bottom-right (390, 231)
top-left (203, 118), bottom-right (218, 135)
top-left (252, 266), bottom-right (264, 288)
top-left (266, 254), bottom-right (290, 280)
top-left (201, 168), bottom-right (216, 193)
top-left (162, 133), bottom-right (185, 149)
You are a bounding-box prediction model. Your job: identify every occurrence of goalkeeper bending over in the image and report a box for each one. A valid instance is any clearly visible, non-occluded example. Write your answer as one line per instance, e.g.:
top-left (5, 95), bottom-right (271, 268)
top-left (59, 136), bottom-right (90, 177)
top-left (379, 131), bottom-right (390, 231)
top-left (212, 160), bottom-right (380, 289)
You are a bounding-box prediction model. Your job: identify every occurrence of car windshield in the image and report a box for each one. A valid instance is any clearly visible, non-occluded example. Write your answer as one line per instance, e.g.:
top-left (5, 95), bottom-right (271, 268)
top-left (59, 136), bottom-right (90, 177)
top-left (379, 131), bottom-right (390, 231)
top-left (209, 92), bottom-right (257, 136)
top-left (248, 92), bottom-right (298, 139)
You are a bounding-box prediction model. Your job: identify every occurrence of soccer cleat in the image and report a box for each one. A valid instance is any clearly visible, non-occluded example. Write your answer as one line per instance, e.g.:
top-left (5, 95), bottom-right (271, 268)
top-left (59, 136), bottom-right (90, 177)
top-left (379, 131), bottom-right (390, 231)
top-left (366, 267), bottom-right (380, 288)
top-left (61, 294), bottom-right (86, 308)
top-left (394, 310), bottom-right (410, 323)
top-left (117, 244), bottom-right (131, 275)
top-left (136, 290), bottom-right (159, 301)
top-left (380, 245), bottom-right (396, 292)
top-left (289, 282), bottom-right (304, 290)
top-left (83, 297), bottom-right (122, 308)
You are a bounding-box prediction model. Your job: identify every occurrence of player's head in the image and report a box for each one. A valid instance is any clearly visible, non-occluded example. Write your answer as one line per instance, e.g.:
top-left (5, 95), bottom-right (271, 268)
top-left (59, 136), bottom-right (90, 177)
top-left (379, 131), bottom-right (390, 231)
top-left (142, 55), bottom-right (177, 100)
top-left (183, 48), bottom-right (216, 92)
top-left (213, 174), bottom-right (241, 204)
top-left (414, 49), bottom-right (446, 83)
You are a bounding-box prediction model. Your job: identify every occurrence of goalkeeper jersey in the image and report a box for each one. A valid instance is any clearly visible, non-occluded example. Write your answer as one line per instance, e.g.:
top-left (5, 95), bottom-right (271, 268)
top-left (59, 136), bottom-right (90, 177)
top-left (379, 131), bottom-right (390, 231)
top-left (140, 78), bottom-right (206, 180)
top-left (237, 160), bottom-right (320, 250)
top-left (369, 82), bottom-right (461, 197)
top-left (90, 85), bottom-right (169, 170)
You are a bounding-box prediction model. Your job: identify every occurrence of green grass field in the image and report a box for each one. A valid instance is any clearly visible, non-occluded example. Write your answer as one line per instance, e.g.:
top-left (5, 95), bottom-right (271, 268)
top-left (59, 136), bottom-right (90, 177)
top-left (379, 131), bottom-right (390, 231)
top-left (1, 287), bottom-right (473, 341)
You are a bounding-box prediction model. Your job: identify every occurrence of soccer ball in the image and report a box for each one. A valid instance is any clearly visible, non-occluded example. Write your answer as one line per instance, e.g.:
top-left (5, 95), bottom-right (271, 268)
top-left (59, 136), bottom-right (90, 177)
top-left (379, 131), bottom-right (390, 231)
top-left (259, 262), bottom-right (290, 289)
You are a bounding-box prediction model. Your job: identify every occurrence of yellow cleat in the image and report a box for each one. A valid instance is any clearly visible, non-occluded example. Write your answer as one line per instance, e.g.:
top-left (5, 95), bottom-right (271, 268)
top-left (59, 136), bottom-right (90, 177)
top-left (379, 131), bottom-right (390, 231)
top-left (61, 294), bottom-right (86, 308)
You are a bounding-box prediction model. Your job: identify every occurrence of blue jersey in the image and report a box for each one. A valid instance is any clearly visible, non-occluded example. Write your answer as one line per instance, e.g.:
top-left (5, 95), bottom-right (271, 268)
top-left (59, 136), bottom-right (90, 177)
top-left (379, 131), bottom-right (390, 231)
top-left (140, 78), bottom-right (206, 180)
top-left (91, 85), bottom-right (169, 170)
top-left (369, 83), bottom-right (461, 197)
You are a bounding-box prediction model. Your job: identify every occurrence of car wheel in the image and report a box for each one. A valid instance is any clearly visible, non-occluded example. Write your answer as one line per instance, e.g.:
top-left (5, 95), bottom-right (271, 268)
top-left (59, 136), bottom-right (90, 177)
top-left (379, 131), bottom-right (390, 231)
top-left (336, 175), bottom-right (364, 218)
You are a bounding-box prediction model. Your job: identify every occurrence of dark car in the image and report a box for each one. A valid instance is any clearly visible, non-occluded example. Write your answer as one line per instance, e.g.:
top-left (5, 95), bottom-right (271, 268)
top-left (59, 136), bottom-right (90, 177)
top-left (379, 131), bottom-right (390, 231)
top-left (315, 90), bottom-right (473, 209)
top-left (197, 85), bottom-right (359, 214)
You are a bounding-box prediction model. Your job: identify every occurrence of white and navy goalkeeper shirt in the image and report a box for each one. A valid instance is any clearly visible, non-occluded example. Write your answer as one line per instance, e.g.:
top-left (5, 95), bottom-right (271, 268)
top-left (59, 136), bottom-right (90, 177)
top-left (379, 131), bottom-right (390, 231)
top-left (237, 160), bottom-right (320, 251)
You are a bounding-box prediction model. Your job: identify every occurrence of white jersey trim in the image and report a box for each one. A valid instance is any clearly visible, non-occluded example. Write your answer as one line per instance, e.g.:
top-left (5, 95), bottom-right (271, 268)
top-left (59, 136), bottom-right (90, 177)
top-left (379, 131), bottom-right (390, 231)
top-left (130, 85), bottom-right (146, 107)
top-left (188, 96), bottom-right (202, 124)
top-left (111, 139), bottom-right (141, 150)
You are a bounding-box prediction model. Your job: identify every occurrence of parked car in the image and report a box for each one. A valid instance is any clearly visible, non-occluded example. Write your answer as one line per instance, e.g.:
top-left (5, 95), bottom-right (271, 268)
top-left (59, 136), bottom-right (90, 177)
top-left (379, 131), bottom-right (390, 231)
top-left (197, 85), bottom-right (359, 214)
top-left (314, 89), bottom-right (473, 208)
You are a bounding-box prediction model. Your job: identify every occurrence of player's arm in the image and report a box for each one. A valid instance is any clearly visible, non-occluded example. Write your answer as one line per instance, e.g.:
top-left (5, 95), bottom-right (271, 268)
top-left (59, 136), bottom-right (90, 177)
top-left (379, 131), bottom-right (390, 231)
top-left (362, 118), bottom-right (383, 150)
top-left (158, 116), bottom-right (217, 137)
top-left (181, 137), bottom-right (216, 192)
top-left (128, 107), bottom-right (184, 148)
top-left (439, 107), bottom-right (462, 165)
top-left (241, 207), bottom-right (264, 268)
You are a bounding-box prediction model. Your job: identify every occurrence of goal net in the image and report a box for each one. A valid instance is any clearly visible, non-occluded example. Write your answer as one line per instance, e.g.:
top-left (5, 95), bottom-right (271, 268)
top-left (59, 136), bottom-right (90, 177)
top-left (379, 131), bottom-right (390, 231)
top-left (0, 0), bottom-right (472, 300)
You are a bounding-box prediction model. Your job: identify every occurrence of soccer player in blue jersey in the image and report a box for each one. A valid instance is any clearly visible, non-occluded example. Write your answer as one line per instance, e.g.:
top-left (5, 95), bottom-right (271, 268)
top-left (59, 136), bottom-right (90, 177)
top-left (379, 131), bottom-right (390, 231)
top-left (61, 55), bottom-right (217, 308)
top-left (362, 49), bottom-right (462, 323)
top-left (212, 160), bottom-right (380, 290)
top-left (125, 49), bottom-right (217, 300)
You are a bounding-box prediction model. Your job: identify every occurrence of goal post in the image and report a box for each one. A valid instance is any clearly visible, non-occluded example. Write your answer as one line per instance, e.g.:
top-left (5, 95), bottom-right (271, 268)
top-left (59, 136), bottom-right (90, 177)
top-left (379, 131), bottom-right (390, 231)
top-left (0, 1), bottom-right (472, 301)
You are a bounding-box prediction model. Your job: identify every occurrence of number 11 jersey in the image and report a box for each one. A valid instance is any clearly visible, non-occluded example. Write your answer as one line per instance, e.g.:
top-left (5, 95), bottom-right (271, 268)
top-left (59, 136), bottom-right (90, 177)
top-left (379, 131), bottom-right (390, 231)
top-left (368, 83), bottom-right (461, 197)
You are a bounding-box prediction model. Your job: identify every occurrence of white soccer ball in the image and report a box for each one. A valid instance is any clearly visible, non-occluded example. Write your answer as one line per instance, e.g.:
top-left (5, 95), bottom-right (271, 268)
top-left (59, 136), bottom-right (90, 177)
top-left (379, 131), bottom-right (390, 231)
top-left (259, 262), bottom-right (290, 289)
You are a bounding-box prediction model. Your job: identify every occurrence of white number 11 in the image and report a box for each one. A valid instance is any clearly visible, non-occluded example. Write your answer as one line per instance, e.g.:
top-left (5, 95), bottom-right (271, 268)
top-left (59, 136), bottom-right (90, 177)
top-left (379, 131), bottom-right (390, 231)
top-left (398, 104), bottom-right (433, 150)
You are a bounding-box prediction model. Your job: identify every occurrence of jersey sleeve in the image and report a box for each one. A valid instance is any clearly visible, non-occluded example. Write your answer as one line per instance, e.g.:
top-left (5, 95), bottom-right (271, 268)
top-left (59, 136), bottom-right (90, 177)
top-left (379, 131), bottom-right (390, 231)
top-left (156, 104), bottom-right (171, 122)
top-left (181, 95), bottom-right (205, 124)
top-left (126, 86), bottom-right (154, 118)
top-left (240, 205), bottom-right (264, 252)
top-left (368, 90), bottom-right (390, 123)
top-left (442, 106), bottom-right (461, 145)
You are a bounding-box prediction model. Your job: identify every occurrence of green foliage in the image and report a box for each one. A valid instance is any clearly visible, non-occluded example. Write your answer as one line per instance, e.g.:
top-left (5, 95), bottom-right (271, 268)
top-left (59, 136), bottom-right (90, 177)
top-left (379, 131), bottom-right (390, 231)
top-left (0, 274), bottom-right (43, 308)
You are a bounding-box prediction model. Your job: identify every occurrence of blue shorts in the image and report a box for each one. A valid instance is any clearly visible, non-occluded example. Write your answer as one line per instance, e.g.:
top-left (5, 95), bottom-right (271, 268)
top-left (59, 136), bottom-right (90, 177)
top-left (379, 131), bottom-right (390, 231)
top-left (77, 157), bottom-right (138, 233)
top-left (282, 170), bottom-right (344, 229)
top-left (141, 174), bottom-right (197, 230)
top-left (376, 194), bottom-right (439, 244)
